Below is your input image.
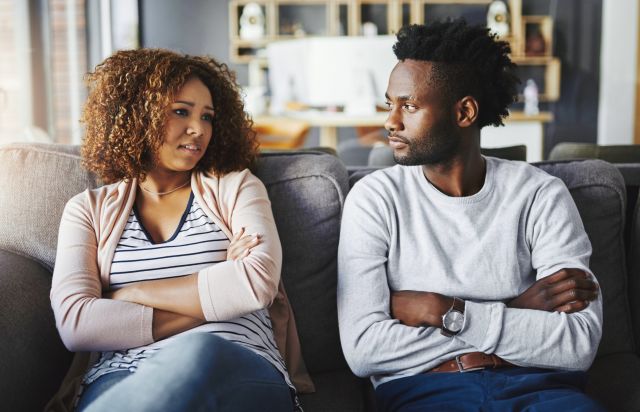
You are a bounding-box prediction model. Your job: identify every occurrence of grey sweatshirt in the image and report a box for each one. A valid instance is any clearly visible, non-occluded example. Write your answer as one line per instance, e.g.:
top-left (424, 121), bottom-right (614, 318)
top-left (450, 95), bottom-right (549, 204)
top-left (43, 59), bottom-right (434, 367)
top-left (337, 157), bottom-right (603, 388)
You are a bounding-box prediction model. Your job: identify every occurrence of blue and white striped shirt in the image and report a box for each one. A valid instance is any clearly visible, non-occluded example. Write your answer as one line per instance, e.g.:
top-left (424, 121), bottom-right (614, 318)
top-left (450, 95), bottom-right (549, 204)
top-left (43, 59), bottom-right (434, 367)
top-left (83, 192), bottom-right (295, 395)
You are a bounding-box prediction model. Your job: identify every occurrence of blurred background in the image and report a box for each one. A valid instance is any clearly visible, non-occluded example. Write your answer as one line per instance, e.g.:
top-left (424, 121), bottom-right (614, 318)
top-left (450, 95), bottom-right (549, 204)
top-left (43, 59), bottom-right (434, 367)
top-left (0, 0), bottom-right (636, 164)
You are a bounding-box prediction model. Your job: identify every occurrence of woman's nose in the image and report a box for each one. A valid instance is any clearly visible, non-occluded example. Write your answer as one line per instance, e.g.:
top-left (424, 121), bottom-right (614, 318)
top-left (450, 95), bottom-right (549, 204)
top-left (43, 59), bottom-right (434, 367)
top-left (186, 122), bottom-right (204, 137)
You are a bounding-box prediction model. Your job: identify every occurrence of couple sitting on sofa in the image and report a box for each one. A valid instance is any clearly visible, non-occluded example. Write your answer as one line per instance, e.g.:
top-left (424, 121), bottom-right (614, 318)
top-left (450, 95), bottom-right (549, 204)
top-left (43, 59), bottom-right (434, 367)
top-left (49, 20), bottom-right (604, 412)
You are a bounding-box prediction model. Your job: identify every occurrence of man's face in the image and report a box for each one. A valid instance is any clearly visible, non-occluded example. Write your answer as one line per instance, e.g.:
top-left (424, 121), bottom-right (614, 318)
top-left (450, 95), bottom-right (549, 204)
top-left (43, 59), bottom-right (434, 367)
top-left (384, 60), bottom-right (461, 166)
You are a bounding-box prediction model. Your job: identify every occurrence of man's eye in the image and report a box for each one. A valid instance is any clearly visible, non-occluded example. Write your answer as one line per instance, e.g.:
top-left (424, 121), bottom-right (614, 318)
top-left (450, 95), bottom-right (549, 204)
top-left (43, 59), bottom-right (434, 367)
top-left (384, 102), bottom-right (392, 110)
top-left (404, 104), bottom-right (416, 111)
top-left (174, 108), bottom-right (188, 116)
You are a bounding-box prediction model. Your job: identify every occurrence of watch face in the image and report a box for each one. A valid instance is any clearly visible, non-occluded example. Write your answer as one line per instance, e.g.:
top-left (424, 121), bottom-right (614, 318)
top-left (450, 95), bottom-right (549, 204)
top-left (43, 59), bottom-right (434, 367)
top-left (443, 310), bottom-right (464, 332)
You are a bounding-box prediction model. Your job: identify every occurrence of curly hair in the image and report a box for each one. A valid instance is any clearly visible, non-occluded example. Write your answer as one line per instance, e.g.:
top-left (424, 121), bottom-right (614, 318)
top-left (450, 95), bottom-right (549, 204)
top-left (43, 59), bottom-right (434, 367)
top-left (81, 48), bottom-right (258, 183)
top-left (393, 20), bottom-right (520, 128)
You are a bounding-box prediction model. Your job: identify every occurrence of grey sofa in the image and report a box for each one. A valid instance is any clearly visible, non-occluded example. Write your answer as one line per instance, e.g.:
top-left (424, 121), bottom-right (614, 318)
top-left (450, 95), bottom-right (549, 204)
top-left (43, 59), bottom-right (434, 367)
top-left (0, 143), bottom-right (639, 412)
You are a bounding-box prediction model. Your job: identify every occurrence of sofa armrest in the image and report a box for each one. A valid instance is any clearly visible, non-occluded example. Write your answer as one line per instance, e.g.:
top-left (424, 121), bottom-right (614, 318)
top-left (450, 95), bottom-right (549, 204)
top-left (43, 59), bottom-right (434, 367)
top-left (0, 249), bottom-right (73, 411)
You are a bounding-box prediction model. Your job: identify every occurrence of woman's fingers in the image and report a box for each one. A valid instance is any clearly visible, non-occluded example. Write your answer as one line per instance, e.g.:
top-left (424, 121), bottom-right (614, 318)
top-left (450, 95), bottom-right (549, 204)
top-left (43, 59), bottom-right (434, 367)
top-left (227, 232), bottom-right (262, 260)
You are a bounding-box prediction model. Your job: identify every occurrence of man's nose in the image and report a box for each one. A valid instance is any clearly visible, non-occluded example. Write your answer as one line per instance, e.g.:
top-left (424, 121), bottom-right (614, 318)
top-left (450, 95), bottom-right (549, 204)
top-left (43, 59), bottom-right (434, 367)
top-left (384, 109), bottom-right (403, 133)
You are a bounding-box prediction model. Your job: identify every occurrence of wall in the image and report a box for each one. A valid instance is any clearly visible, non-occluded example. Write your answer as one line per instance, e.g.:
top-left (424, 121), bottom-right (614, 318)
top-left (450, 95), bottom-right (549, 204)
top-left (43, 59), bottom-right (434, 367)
top-left (141, 0), bottom-right (248, 84)
top-left (598, 0), bottom-right (638, 145)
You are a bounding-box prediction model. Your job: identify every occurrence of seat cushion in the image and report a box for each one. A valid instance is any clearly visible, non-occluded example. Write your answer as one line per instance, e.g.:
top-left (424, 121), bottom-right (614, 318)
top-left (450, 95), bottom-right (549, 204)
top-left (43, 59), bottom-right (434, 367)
top-left (300, 369), bottom-right (369, 412)
top-left (254, 151), bottom-right (350, 373)
top-left (0, 249), bottom-right (74, 411)
top-left (587, 352), bottom-right (640, 412)
top-left (536, 160), bottom-right (632, 356)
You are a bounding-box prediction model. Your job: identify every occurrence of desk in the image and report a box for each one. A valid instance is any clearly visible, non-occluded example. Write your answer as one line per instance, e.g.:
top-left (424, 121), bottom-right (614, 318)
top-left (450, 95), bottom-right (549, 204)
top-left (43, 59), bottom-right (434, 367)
top-left (255, 112), bottom-right (388, 149)
top-left (481, 112), bottom-right (553, 162)
top-left (256, 111), bottom-right (553, 160)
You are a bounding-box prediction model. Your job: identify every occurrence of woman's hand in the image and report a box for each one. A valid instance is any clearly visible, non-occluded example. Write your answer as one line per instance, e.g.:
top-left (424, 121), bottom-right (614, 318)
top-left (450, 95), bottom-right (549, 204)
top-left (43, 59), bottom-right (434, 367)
top-left (227, 227), bottom-right (262, 260)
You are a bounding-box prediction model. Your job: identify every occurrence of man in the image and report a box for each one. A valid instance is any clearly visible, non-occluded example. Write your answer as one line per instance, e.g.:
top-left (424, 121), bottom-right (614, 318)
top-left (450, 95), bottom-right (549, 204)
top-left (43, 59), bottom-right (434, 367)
top-left (337, 20), bottom-right (604, 411)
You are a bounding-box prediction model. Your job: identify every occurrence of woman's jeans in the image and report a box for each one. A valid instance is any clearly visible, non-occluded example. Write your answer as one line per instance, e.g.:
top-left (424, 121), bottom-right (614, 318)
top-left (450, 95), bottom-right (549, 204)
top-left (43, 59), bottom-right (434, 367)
top-left (76, 333), bottom-right (293, 412)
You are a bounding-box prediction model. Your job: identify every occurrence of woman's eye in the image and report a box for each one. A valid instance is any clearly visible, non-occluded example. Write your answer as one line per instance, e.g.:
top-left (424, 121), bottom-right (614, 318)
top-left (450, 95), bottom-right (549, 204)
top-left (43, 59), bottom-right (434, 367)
top-left (202, 113), bottom-right (214, 122)
top-left (174, 108), bottom-right (188, 116)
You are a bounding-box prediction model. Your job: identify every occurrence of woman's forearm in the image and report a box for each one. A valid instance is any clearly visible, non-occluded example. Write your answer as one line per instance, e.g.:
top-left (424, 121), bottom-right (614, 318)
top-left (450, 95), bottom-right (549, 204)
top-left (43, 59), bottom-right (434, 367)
top-left (152, 309), bottom-right (205, 341)
top-left (110, 274), bottom-right (205, 320)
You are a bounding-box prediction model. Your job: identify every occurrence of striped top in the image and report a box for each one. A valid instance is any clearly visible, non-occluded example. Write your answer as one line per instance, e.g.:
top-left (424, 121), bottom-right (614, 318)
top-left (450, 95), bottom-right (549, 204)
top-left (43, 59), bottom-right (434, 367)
top-left (83, 192), bottom-right (296, 401)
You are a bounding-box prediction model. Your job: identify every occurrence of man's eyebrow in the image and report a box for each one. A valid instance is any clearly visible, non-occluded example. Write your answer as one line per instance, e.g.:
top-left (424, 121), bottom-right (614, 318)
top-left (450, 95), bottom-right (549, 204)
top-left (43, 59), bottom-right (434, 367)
top-left (385, 93), bottom-right (413, 101)
top-left (175, 100), bottom-right (215, 111)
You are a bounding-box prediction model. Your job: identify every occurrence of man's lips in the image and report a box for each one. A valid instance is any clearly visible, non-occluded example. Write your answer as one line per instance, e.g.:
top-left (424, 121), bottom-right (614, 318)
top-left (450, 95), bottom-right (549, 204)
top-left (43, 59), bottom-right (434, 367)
top-left (388, 135), bottom-right (409, 148)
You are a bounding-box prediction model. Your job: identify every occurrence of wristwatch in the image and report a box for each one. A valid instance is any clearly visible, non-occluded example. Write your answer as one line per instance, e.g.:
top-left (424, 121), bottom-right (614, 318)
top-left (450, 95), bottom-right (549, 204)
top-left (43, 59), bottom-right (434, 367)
top-left (441, 297), bottom-right (465, 337)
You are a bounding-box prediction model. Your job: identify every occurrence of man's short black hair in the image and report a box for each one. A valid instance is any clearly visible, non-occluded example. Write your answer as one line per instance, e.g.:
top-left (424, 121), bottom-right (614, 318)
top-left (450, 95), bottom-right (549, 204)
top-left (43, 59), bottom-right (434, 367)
top-left (393, 19), bottom-right (519, 129)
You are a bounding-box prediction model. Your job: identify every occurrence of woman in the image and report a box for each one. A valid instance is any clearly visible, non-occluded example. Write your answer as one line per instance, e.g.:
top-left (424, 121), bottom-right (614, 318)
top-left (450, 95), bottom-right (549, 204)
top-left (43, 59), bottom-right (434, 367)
top-left (50, 49), bottom-right (301, 411)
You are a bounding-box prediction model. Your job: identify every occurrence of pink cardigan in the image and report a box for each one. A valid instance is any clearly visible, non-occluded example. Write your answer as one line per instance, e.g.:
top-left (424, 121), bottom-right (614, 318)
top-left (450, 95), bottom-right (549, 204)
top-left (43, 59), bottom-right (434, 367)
top-left (47, 170), bottom-right (314, 411)
top-left (51, 169), bottom-right (283, 351)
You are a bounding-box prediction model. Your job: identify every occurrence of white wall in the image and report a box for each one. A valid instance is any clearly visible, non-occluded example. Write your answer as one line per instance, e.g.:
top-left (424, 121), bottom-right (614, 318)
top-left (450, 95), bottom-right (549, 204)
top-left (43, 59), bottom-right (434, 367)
top-left (598, 0), bottom-right (639, 144)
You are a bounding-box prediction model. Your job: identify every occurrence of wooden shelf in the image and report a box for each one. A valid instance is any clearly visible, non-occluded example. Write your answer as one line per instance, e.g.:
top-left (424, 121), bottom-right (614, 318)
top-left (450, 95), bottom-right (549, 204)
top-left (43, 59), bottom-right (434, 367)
top-left (230, 0), bottom-right (561, 101)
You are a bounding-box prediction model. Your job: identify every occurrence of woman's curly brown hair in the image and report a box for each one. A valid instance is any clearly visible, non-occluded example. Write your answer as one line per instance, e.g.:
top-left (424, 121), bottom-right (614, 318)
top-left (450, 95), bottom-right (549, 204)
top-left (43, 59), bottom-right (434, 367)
top-left (81, 48), bottom-right (258, 183)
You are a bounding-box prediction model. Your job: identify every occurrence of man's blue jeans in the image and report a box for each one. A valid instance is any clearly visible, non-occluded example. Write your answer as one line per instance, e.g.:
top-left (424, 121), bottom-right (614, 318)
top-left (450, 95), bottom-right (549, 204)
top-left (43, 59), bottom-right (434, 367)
top-left (76, 333), bottom-right (294, 412)
top-left (375, 367), bottom-right (605, 412)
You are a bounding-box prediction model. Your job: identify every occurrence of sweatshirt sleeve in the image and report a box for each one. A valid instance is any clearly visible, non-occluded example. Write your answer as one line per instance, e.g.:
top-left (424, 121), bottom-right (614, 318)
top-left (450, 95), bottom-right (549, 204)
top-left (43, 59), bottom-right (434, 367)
top-left (455, 178), bottom-right (603, 371)
top-left (197, 173), bottom-right (282, 321)
top-left (337, 181), bottom-right (473, 378)
top-left (50, 193), bottom-right (154, 352)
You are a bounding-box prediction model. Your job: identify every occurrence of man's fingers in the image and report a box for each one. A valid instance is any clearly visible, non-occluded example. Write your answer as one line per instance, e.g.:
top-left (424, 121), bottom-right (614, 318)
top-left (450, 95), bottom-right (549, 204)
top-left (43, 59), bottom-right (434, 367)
top-left (547, 277), bottom-right (598, 296)
top-left (551, 288), bottom-right (598, 309)
top-left (543, 268), bottom-right (587, 285)
top-left (555, 300), bottom-right (589, 314)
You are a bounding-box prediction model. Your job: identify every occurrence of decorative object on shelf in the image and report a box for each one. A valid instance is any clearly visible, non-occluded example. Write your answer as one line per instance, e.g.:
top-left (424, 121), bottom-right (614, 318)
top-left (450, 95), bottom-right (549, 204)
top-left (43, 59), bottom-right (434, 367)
top-left (525, 27), bottom-right (546, 56)
top-left (523, 79), bottom-right (540, 116)
top-left (362, 22), bottom-right (378, 37)
top-left (243, 86), bottom-right (267, 116)
top-left (239, 2), bottom-right (265, 40)
top-left (487, 0), bottom-right (510, 37)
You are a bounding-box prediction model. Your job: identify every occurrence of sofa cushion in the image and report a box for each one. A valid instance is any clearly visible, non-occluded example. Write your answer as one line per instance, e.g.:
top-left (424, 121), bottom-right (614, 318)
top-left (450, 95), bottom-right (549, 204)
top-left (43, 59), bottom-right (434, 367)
top-left (0, 143), bottom-right (97, 269)
top-left (254, 152), bottom-right (350, 373)
top-left (299, 370), bottom-right (369, 412)
top-left (536, 160), bottom-right (632, 356)
top-left (0, 249), bottom-right (74, 411)
top-left (587, 352), bottom-right (640, 412)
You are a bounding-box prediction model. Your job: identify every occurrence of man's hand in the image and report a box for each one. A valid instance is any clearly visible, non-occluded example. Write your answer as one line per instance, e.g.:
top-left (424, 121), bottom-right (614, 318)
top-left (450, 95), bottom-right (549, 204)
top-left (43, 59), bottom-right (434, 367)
top-left (391, 291), bottom-right (453, 328)
top-left (508, 268), bottom-right (598, 313)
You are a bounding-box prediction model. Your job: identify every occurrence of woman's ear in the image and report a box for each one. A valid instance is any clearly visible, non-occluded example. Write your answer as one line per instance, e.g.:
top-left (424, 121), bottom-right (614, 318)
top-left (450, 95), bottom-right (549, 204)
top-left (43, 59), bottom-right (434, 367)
top-left (455, 96), bottom-right (479, 128)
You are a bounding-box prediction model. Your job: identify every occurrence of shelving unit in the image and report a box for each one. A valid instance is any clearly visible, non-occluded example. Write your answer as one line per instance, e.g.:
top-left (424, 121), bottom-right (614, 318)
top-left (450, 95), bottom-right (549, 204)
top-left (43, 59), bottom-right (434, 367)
top-left (229, 0), bottom-right (560, 101)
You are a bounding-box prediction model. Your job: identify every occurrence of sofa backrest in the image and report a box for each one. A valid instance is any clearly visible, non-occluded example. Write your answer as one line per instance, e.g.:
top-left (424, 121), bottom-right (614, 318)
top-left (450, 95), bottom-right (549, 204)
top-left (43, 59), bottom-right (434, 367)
top-left (0, 143), bottom-right (352, 375)
top-left (0, 143), bottom-right (99, 269)
top-left (535, 160), bottom-right (632, 357)
top-left (618, 164), bottom-right (640, 355)
top-left (254, 151), bottom-right (350, 373)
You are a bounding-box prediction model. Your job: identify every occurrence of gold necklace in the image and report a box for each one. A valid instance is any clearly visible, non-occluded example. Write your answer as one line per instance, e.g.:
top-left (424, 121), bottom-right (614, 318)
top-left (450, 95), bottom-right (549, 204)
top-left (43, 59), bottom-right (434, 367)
top-left (139, 179), bottom-right (190, 196)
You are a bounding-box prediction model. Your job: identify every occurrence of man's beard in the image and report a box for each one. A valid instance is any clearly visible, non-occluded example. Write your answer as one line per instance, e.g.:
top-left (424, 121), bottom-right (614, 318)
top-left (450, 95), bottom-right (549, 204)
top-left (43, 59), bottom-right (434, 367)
top-left (393, 117), bottom-right (461, 166)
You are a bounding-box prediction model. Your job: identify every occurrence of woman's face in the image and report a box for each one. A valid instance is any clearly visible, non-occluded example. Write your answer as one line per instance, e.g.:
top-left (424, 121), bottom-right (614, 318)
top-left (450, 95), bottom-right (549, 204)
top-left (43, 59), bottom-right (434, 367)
top-left (156, 77), bottom-right (214, 174)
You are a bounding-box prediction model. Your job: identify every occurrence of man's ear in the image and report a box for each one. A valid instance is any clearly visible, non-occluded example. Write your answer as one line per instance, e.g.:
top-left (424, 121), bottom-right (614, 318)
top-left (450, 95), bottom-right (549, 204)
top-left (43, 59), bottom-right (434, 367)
top-left (455, 96), bottom-right (479, 128)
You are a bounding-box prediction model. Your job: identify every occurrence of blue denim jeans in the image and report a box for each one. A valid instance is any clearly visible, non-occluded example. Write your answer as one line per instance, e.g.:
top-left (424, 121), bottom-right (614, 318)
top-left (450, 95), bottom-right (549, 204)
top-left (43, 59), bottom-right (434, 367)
top-left (76, 333), bottom-right (294, 412)
top-left (375, 367), bottom-right (605, 412)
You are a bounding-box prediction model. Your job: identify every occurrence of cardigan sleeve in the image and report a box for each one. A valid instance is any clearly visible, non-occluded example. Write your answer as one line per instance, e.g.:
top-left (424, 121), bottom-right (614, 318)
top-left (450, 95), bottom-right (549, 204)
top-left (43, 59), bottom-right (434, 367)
top-left (50, 192), bottom-right (154, 352)
top-left (197, 172), bottom-right (282, 321)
